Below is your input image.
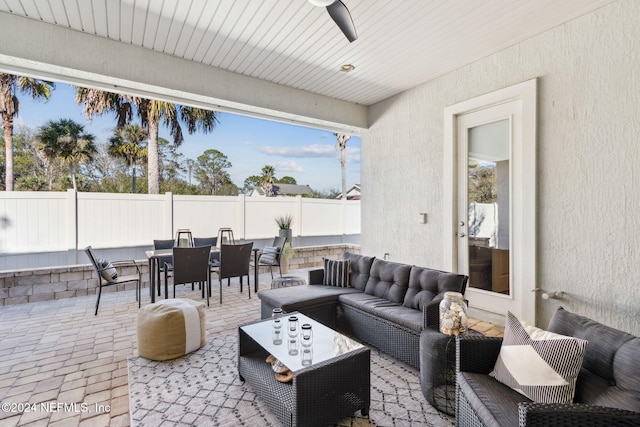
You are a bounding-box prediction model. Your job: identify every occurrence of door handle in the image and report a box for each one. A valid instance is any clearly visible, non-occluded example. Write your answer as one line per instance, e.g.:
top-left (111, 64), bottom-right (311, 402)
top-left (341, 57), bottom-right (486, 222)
top-left (457, 232), bottom-right (466, 237)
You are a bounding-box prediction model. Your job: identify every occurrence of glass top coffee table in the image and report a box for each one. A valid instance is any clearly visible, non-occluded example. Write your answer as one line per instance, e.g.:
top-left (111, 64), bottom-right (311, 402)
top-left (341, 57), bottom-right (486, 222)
top-left (238, 312), bottom-right (370, 427)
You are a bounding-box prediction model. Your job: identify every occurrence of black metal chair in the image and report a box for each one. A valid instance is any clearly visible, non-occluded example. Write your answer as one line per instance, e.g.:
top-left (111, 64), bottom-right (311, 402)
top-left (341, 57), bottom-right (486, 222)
top-left (164, 245), bottom-right (212, 306)
top-left (84, 246), bottom-right (141, 315)
top-left (212, 242), bottom-right (253, 304)
top-left (153, 239), bottom-right (175, 298)
top-left (256, 236), bottom-right (286, 279)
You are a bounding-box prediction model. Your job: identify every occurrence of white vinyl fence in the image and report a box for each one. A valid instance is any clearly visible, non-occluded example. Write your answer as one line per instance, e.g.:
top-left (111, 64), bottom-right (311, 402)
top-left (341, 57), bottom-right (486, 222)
top-left (0, 190), bottom-right (360, 269)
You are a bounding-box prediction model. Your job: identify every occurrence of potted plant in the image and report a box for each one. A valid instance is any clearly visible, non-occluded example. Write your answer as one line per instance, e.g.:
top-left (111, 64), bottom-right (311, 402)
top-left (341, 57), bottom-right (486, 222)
top-left (281, 242), bottom-right (294, 274)
top-left (275, 214), bottom-right (294, 273)
top-left (275, 214), bottom-right (293, 241)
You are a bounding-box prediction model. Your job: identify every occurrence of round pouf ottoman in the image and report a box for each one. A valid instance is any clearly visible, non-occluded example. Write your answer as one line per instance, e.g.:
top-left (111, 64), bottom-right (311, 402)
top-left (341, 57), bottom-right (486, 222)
top-left (137, 298), bottom-right (206, 361)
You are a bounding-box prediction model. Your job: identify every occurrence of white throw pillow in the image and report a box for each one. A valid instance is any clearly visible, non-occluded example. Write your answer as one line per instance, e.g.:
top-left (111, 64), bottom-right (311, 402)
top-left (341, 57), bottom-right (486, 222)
top-left (490, 311), bottom-right (588, 404)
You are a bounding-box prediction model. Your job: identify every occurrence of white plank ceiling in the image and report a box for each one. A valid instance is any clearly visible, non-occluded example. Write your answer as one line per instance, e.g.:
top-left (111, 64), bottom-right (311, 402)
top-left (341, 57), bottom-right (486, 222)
top-left (0, 0), bottom-right (616, 106)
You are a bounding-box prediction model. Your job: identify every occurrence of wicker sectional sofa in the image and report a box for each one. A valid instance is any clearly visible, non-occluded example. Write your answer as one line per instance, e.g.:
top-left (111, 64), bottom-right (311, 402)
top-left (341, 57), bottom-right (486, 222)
top-left (258, 252), bottom-right (468, 369)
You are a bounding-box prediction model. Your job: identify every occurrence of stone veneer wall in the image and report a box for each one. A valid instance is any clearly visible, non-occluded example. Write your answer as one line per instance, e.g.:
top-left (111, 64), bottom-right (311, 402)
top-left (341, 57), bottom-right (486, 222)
top-left (0, 244), bottom-right (360, 306)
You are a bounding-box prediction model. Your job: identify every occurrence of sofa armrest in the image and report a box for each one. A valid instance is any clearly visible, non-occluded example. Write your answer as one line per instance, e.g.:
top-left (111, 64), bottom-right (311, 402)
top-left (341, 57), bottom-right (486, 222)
top-left (518, 402), bottom-right (640, 426)
top-left (422, 301), bottom-right (441, 329)
top-left (308, 268), bottom-right (324, 285)
top-left (456, 334), bottom-right (503, 374)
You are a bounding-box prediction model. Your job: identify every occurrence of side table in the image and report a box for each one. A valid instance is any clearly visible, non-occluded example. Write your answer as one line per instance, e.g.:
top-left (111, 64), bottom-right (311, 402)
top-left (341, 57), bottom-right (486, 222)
top-left (271, 275), bottom-right (306, 289)
top-left (419, 327), bottom-right (482, 415)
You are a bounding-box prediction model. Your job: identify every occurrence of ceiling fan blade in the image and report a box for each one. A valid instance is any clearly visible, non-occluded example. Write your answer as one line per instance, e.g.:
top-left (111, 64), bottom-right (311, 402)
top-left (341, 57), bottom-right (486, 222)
top-left (326, 0), bottom-right (357, 42)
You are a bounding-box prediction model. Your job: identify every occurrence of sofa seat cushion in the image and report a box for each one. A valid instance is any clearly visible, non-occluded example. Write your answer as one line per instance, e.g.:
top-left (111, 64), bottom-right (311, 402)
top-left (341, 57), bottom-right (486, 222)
top-left (374, 304), bottom-right (423, 332)
top-left (363, 259), bottom-right (411, 303)
top-left (458, 371), bottom-right (531, 427)
top-left (338, 293), bottom-right (423, 332)
top-left (338, 293), bottom-right (388, 315)
top-left (258, 285), bottom-right (360, 312)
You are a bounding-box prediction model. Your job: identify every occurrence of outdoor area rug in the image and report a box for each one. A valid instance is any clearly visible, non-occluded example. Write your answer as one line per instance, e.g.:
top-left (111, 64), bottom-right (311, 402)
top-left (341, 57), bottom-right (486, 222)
top-left (128, 334), bottom-right (454, 426)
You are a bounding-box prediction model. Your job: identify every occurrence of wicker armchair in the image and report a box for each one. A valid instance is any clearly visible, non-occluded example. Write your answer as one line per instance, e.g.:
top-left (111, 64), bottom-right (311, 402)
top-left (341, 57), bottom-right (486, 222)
top-left (455, 308), bottom-right (640, 427)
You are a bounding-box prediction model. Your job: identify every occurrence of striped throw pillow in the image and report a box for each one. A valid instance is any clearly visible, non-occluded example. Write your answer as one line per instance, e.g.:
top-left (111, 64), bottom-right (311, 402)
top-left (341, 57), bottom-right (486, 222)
top-left (490, 311), bottom-right (588, 404)
top-left (97, 257), bottom-right (118, 282)
top-left (260, 246), bottom-right (278, 265)
top-left (323, 259), bottom-right (350, 287)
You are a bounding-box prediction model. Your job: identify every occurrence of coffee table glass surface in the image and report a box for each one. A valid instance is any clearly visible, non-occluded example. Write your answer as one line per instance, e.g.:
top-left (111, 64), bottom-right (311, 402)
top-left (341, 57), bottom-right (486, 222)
top-left (239, 312), bottom-right (364, 372)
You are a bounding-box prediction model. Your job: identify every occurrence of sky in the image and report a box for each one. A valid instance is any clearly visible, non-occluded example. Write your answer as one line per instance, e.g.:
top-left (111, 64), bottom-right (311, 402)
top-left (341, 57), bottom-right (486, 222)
top-left (14, 83), bottom-right (361, 193)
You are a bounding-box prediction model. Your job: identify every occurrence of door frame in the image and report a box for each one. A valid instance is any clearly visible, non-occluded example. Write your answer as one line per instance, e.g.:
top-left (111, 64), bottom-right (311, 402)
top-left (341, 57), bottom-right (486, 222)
top-left (443, 79), bottom-right (537, 324)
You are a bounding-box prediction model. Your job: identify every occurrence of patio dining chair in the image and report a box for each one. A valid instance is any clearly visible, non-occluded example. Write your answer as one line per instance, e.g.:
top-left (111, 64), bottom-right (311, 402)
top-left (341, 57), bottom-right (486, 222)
top-left (193, 236), bottom-right (220, 269)
top-left (153, 239), bottom-right (175, 298)
top-left (164, 245), bottom-right (212, 306)
top-left (84, 246), bottom-right (142, 315)
top-left (253, 236), bottom-right (286, 279)
top-left (211, 242), bottom-right (253, 304)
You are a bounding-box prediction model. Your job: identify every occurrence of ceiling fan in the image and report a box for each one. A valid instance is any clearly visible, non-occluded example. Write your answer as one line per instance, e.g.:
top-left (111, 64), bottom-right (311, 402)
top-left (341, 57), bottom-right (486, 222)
top-left (308, 0), bottom-right (358, 43)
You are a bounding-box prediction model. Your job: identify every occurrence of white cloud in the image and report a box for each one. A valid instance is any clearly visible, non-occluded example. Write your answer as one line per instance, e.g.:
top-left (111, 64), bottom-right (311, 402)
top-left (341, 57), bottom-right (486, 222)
top-left (345, 147), bottom-right (361, 163)
top-left (275, 161), bottom-right (304, 173)
top-left (259, 144), bottom-right (337, 158)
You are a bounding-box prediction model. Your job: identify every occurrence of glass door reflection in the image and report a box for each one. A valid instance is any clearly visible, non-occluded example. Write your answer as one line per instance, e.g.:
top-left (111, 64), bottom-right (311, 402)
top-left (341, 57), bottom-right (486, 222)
top-left (467, 119), bottom-right (510, 295)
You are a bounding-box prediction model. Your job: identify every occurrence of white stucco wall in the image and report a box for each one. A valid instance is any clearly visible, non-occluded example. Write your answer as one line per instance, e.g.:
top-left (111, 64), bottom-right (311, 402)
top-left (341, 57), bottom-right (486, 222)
top-left (363, 0), bottom-right (639, 334)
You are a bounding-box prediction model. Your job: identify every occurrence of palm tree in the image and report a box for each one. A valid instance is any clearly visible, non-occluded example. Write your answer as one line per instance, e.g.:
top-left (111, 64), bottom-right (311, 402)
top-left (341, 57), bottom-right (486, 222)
top-left (260, 165), bottom-right (275, 196)
top-left (108, 124), bottom-right (148, 193)
top-left (35, 119), bottom-right (97, 191)
top-left (1, 73), bottom-right (54, 191)
top-left (334, 133), bottom-right (351, 200)
top-left (76, 88), bottom-right (219, 194)
top-left (138, 100), bottom-right (218, 194)
top-left (75, 87), bottom-right (135, 129)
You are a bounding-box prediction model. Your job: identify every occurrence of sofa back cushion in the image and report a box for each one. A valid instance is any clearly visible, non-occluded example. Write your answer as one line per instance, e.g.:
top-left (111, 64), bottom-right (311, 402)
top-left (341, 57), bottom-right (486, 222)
top-left (342, 252), bottom-right (375, 291)
top-left (403, 266), bottom-right (468, 309)
top-left (547, 307), bottom-right (640, 412)
top-left (363, 259), bottom-right (411, 303)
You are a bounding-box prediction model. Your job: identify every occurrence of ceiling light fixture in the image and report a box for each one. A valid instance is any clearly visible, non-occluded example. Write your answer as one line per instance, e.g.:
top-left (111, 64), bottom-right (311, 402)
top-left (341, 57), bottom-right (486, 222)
top-left (308, 0), bottom-right (335, 6)
top-left (340, 64), bottom-right (356, 72)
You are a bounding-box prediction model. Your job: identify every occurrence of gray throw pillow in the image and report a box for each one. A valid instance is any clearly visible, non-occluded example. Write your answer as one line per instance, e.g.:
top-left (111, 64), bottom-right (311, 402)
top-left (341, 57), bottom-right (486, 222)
top-left (260, 246), bottom-right (278, 265)
top-left (97, 257), bottom-right (118, 282)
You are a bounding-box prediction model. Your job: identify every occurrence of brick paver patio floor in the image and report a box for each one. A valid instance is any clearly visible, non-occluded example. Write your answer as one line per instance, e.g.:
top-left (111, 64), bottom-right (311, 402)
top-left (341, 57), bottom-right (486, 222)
top-left (0, 269), bottom-right (503, 427)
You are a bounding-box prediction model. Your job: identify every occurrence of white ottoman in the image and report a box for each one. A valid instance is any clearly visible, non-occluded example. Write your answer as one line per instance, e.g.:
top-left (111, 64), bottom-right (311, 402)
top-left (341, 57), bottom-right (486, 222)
top-left (137, 299), bottom-right (206, 361)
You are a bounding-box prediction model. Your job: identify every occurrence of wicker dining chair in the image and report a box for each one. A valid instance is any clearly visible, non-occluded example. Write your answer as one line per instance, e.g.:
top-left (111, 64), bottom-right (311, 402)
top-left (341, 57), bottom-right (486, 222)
top-left (164, 245), bottom-right (212, 306)
top-left (193, 237), bottom-right (220, 272)
top-left (211, 242), bottom-right (253, 304)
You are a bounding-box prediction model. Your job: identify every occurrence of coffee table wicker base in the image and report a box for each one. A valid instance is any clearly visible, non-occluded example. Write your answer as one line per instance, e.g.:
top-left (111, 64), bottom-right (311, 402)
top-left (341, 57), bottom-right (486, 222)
top-left (238, 325), bottom-right (370, 427)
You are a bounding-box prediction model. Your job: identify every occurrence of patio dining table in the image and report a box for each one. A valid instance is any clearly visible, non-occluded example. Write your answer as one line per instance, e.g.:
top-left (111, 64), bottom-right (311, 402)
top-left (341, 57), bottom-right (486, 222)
top-left (145, 247), bottom-right (260, 303)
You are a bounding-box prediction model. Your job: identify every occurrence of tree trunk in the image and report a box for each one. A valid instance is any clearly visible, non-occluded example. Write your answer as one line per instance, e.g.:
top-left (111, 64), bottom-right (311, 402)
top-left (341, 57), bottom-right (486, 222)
top-left (69, 164), bottom-right (77, 191)
top-left (3, 115), bottom-right (13, 191)
top-left (147, 119), bottom-right (160, 194)
top-left (131, 161), bottom-right (137, 193)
